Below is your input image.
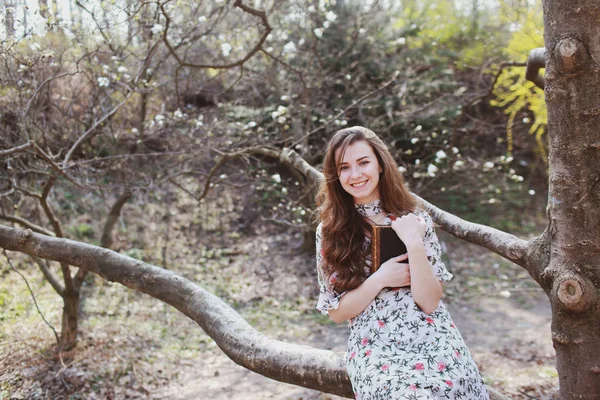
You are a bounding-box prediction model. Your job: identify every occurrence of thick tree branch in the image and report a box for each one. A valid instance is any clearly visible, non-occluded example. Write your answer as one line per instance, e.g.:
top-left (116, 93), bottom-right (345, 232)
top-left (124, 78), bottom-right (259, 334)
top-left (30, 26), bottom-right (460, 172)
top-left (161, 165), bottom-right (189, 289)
top-left (0, 225), bottom-right (509, 400)
top-left (0, 225), bottom-right (352, 397)
top-left (525, 47), bottom-right (546, 89)
top-left (416, 196), bottom-right (540, 280)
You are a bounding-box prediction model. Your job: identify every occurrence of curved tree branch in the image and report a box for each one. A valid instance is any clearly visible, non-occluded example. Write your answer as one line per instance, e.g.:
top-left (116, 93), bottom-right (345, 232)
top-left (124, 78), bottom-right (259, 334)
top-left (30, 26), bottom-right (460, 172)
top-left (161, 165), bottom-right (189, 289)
top-left (415, 196), bottom-right (540, 280)
top-left (0, 225), bottom-right (509, 400)
top-left (525, 47), bottom-right (546, 89)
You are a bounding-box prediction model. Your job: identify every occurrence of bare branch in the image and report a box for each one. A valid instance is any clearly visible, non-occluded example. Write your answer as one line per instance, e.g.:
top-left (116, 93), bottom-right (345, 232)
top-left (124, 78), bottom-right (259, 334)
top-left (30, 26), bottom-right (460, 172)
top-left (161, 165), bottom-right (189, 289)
top-left (62, 90), bottom-right (135, 168)
top-left (0, 214), bottom-right (54, 236)
top-left (525, 47), bottom-right (546, 89)
top-left (30, 255), bottom-right (65, 296)
top-left (0, 141), bottom-right (34, 157)
top-left (160, 0), bottom-right (272, 70)
top-left (290, 70), bottom-right (401, 148)
top-left (3, 249), bottom-right (60, 345)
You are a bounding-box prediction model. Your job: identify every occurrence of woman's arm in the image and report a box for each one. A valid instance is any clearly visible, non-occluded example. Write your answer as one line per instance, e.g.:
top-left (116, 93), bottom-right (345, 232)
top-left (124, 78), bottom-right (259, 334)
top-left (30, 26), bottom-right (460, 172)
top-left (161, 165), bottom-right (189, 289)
top-left (326, 254), bottom-right (411, 323)
top-left (405, 240), bottom-right (442, 314)
top-left (391, 213), bottom-right (443, 315)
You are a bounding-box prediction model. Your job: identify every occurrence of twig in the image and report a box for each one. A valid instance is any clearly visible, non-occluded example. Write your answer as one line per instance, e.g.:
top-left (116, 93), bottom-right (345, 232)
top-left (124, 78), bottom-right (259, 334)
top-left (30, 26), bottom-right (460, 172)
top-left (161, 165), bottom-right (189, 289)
top-left (160, 0), bottom-right (272, 70)
top-left (3, 249), bottom-right (60, 346)
top-left (0, 141), bottom-right (34, 157)
top-left (62, 90), bottom-right (134, 168)
top-left (289, 70), bottom-right (401, 148)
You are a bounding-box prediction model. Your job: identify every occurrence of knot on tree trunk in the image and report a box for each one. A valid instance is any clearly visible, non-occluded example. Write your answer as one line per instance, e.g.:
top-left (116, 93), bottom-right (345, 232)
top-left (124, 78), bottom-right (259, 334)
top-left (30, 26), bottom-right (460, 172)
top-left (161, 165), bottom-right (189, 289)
top-left (18, 228), bottom-right (33, 245)
top-left (555, 37), bottom-right (588, 73)
top-left (553, 273), bottom-right (595, 312)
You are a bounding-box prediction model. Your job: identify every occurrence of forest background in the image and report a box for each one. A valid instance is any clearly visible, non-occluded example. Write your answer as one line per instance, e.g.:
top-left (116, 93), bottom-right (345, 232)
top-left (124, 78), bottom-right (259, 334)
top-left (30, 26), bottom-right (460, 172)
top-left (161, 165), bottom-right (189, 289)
top-left (0, 0), bottom-right (555, 399)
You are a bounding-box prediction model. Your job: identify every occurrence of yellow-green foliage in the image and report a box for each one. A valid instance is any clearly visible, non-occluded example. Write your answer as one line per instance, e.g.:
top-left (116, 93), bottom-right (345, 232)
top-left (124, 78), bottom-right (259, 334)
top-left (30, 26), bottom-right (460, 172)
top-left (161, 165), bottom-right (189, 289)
top-left (491, 1), bottom-right (547, 161)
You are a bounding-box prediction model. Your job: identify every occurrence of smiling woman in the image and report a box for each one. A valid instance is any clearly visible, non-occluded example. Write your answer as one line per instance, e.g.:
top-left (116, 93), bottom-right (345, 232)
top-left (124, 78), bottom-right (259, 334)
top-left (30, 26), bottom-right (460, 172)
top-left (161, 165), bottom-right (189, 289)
top-left (315, 126), bottom-right (489, 400)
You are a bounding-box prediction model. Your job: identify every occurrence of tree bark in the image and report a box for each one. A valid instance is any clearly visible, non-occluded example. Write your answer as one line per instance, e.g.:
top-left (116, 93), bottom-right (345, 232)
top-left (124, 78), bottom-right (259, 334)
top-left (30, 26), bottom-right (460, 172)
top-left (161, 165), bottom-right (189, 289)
top-left (543, 1), bottom-right (600, 397)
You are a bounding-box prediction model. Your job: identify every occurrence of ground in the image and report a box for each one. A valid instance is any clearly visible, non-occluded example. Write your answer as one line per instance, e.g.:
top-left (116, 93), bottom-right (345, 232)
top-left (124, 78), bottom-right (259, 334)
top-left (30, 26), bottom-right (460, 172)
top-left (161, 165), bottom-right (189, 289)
top-left (0, 227), bottom-right (558, 400)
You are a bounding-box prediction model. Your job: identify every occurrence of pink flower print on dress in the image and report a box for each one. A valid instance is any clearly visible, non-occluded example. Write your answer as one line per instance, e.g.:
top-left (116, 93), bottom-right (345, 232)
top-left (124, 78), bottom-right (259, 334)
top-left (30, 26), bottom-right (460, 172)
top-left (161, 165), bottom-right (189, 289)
top-left (365, 349), bottom-right (372, 356)
top-left (414, 363), bottom-right (425, 371)
top-left (381, 364), bottom-right (389, 371)
top-left (438, 362), bottom-right (446, 371)
top-left (349, 351), bottom-right (356, 360)
top-left (426, 317), bottom-right (434, 324)
top-left (409, 384), bottom-right (417, 391)
top-left (377, 320), bottom-right (385, 328)
top-left (361, 337), bottom-right (369, 346)
top-left (446, 380), bottom-right (453, 387)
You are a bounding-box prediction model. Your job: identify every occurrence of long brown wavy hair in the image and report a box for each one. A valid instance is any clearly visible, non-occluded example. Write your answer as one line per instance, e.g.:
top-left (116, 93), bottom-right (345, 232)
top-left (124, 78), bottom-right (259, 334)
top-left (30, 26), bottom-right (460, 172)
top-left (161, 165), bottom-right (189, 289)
top-left (316, 126), bottom-right (418, 293)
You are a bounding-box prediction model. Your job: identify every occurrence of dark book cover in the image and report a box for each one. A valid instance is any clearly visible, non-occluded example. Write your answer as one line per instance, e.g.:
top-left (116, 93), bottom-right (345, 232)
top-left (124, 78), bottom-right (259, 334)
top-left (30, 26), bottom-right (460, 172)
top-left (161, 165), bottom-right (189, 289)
top-left (371, 225), bottom-right (408, 273)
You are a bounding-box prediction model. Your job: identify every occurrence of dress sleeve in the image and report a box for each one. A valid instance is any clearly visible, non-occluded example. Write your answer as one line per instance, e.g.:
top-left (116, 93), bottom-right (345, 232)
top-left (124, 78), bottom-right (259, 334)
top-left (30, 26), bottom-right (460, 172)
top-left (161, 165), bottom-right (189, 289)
top-left (315, 223), bottom-right (346, 315)
top-left (418, 210), bottom-right (453, 282)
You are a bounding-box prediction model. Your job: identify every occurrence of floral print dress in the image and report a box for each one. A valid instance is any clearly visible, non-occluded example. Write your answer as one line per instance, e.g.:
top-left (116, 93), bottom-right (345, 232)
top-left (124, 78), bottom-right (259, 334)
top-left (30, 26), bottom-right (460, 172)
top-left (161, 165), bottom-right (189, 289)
top-left (316, 199), bottom-right (489, 400)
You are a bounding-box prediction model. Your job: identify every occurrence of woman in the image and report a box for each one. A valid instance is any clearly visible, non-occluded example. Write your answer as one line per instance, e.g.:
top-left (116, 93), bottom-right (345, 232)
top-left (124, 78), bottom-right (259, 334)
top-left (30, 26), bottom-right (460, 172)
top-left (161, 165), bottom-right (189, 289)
top-left (315, 126), bottom-right (489, 399)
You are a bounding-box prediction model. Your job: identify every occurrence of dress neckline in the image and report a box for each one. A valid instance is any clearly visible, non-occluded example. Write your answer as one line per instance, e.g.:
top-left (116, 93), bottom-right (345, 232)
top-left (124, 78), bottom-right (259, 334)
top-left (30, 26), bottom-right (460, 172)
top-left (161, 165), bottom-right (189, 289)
top-left (355, 199), bottom-right (382, 217)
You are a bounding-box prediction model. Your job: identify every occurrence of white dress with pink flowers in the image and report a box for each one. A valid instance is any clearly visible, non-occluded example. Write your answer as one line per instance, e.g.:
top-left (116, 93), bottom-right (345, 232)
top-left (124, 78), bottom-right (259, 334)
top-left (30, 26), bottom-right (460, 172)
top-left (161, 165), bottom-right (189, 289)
top-left (316, 200), bottom-right (489, 400)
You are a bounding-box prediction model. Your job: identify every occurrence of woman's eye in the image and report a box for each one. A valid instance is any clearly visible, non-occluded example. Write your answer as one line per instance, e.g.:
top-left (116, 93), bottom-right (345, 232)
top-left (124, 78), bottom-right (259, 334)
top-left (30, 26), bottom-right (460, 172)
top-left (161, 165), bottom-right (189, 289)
top-left (339, 166), bottom-right (349, 171)
top-left (360, 161), bottom-right (369, 166)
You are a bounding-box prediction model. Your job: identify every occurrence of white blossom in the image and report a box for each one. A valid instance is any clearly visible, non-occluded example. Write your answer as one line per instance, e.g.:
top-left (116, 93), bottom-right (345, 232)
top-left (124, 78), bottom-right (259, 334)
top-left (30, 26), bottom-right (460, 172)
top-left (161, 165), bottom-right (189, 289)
top-left (281, 187), bottom-right (288, 195)
top-left (313, 28), bottom-right (324, 39)
top-left (30, 42), bottom-right (41, 51)
top-left (323, 21), bottom-right (331, 29)
top-left (219, 174), bottom-right (227, 179)
top-left (529, 189), bottom-right (535, 195)
top-left (97, 76), bottom-right (110, 87)
top-left (398, 166), bottom-right (407, 173)
top-left (483, 161), bottom-right (494, 170)
top-left (411, 138), bottom-right (419, 144)
top-left (345, 74), bottom-right (352, 80)
top-left (277, 116), bottom-right (286, 124)
top-left (174, 109), bottom-right (184, 118)
top-left (247, 121), bottom-right (257, 128)
top-left (198, 16), bottom-right (207, 24)
top-left (499, 290), bottom-right (511, 298)
top-left (427, 164), bottom-right (438, 177)
top-left (283, 41), bottom-right (297, 54)
top-left (280, 95), bottom-right (290, 101)
top-left (325, 11), bottom-right (337, 22)
top-left (271, 174), bottom-right (282, 183)
top-left (435, 150), bottom-right (447, 160)
top-left (396, 37), bottom-right (406, 45)
top-left (454, 160), bottom-right (465, 168)
top-left (307, 5), bottom-right (316, 12)
top-left (452, 147), bottom-right (459, 154)
top-left (117, 66), bottom-right (128, 73)
top-left (151, 24), bottom-right (164, 35)
top-left (221, 43), bottom-right (232, 57)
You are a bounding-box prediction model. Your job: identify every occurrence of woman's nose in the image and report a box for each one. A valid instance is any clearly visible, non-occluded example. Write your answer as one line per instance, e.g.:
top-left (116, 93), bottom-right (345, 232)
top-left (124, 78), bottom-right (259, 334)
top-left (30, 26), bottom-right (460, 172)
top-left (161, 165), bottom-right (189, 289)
top-left (350, 166), bottom-right (362, 179)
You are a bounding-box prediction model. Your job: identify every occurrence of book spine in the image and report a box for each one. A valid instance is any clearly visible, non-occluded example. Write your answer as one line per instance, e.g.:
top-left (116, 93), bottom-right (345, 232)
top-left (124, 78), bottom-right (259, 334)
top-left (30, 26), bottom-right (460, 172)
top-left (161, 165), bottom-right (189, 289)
top-left (371, 225), bottom-right (380, 273)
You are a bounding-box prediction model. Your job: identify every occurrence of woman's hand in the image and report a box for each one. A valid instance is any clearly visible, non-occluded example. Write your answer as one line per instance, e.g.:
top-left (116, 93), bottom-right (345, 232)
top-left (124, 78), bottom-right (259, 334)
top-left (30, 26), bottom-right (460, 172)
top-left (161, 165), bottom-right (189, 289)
top-left (373, 254), bottom-right (411, 288)
top-left (391, 213), bottom-right (426, 246)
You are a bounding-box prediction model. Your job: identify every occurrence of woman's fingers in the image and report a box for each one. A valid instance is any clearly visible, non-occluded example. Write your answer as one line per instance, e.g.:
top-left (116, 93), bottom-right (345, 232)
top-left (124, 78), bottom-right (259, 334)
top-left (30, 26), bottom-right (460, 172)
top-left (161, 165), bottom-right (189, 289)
top-left (393, 253), bottom-right (408, 262)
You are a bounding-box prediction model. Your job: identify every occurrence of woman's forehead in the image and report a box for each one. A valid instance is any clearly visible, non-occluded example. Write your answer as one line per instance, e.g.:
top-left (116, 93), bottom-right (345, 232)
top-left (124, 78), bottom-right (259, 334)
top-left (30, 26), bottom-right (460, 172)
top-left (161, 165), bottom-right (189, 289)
top-left (336, 140), bottom-right (375, 163)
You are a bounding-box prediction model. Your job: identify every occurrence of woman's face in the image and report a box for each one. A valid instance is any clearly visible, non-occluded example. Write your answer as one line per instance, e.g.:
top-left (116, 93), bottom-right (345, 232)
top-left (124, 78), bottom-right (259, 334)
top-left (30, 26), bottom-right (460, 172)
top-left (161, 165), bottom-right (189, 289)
top-left (335, 140), bottom-right (382, 204)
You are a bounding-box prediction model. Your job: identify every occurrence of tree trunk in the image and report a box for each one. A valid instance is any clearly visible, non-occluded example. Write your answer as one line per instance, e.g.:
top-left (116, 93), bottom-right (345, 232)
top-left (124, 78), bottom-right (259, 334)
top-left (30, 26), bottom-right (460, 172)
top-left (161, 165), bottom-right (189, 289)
top-left (59, 287), bottom-right (79, 351)
top-left (4, 0), bottom-right (15, 39)
top-left (543, 1), bottom-right (600, 398)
